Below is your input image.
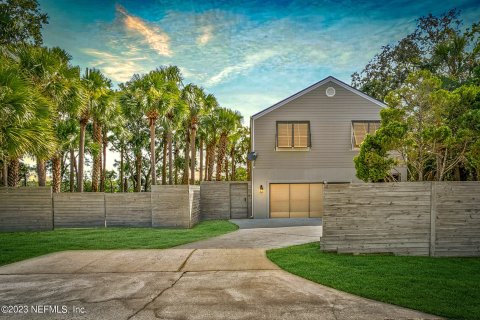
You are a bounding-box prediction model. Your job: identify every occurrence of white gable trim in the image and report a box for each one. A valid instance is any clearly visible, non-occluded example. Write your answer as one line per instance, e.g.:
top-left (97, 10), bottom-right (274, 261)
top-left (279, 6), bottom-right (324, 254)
top-left (251, 76), bottom-right (387, 120)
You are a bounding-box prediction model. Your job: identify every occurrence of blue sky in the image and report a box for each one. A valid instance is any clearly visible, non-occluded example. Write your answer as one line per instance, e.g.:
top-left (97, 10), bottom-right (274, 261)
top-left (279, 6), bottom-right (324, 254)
top-left (39, 0), bottom-right (480, 122)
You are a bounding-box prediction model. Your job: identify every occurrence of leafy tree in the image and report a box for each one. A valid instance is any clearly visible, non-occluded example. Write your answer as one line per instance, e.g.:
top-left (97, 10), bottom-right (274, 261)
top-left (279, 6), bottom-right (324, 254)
top-left (0, 0), bottom-right (48, 46)
top-left (354, 70), bottom-right (478, 181)
top-left (352, 9), bottom-right (479, 100)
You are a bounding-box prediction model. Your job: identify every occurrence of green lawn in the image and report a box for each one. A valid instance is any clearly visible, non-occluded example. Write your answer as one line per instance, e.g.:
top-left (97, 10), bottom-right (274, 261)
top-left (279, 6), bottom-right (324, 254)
top-left (267, 242), bottom-right (480, 320)
top-left (0, 220), bottom-right (237, 266)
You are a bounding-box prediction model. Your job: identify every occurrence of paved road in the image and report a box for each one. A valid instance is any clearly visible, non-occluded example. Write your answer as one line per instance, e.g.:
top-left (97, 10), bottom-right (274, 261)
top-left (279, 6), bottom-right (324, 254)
top-left (0, 221), bottom-right (440, 319)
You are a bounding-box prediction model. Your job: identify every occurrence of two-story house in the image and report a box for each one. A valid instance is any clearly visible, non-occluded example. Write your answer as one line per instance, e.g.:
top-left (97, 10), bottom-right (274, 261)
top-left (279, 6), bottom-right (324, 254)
top-left (250, 76), bottom-right (406, 219)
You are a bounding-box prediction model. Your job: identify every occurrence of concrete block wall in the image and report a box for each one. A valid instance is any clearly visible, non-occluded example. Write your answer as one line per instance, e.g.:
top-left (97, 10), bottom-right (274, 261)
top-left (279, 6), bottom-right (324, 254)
top-left (0, 187), bottom-right (53, 231)
top-left (200, 181), bottom-right (251, 220)
top-left (105, 193), bottom-right (152, 227)
top-left (53, 193), bottom-right (105, 228)
top-left (190, 186), bottom-right (201, 226)
top-left (151, 185), bottom-right (200, 228)
top-left (0, 186), bottom-right (202, 231)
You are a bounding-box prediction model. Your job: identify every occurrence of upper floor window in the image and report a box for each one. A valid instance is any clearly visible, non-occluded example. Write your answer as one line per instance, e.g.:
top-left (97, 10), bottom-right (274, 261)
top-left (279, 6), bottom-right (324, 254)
top-left (352, 121), bottom-right (380, 149)
top-left (276, 121), bottom-right (310, 150)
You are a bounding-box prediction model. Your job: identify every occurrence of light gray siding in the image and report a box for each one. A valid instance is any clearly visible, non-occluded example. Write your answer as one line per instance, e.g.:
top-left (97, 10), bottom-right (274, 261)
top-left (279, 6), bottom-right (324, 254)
top-left (253, 81), bottom-right (381, 169)
top-left (251, 80), bottom-right (386, 218)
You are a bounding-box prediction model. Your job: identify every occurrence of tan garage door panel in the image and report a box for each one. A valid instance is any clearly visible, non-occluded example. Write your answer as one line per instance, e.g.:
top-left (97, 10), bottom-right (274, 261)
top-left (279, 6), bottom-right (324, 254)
top-left (270, 184), bottom-right (290, 218)
top-left (290, 184), bottom-right (309, 218)
top-left (309, 184), bottom-right (324, 217)
top-left (270, 183), bottom-right (323, 218)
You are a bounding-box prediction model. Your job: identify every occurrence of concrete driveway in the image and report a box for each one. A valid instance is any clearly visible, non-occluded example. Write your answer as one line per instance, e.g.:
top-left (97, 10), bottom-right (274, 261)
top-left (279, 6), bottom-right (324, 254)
top-left (0, 220), bottom-right (439, 319)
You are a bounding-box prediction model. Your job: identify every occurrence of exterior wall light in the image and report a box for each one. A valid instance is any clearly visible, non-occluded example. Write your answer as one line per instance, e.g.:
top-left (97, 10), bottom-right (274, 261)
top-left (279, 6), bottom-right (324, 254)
top-left (260, 185), bottom-right (264, 193)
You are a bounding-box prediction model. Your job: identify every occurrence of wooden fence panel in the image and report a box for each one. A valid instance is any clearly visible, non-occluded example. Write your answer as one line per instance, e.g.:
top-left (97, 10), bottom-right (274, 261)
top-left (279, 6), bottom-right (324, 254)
top-left (321, 182), bottom-right (431, 256)
top-left (434, 182), bottom-right (480, 257)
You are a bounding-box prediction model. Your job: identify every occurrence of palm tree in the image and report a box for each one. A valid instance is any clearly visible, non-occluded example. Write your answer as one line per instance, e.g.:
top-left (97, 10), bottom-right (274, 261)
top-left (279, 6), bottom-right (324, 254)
top-left (119, 82), bottom-right (149, 192)
top-left (182, 84), bottom-right (207, 184)
top-left (0, 54), bottom-right (56, 187)
top-left (230, 126), bottom-right (250, 180)
top-left (133, 67), bottom-right (181, 186)
top-left (216, 108), bottom-right (243, 180)
top-left (11, 46), bottom-right (85, 192)
top-left (200, 109), bottom-right (220, 181)
top-left (227, 127), bottom-right (243, 180)
top-left (198, 94), bottom-right (219, 182)
top-left (79, 68), bottom-right (111, 192)
top-left (109, 98), bottom-right (130, 192)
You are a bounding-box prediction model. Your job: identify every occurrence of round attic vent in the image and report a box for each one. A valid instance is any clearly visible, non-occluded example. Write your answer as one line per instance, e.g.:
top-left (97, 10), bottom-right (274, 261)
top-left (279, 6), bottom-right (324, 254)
top-left (326, 87), bottom-right (336, 97)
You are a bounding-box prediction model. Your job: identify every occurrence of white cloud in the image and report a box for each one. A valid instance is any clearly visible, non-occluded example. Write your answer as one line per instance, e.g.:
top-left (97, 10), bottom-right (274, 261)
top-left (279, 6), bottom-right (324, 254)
top-left (207, 50), bottom-right (277, 85)
top-left (116, 4), bottom-right (172, 57)
top-left (83, 48), bottom-right (147, 82)
top-left (197, 25), bottom-right (214, 45)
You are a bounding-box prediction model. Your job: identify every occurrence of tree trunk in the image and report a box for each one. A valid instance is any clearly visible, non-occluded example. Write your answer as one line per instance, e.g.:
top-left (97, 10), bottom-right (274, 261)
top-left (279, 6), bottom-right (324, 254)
top-left (91, 121), bottom-right (102, 191)
top-left (199, 139), bottom-right (204, 182)
top-left (216, 133), bottom-right (227, 181)
top-left (453, 166), bottom-right (461, 181)
top-left (204, 148), bottom-right (209, 182)
top-left (182, 138), bottom-right (190, 185)
top-left (224, 155), bottom-right (229, 181)
top-left (247, 160), bottom-right (251, 181)
top-left (230, 148), bottom-right (235, 180)
top-left (36, 158), bottom-right (46, 186)
top-left (69, 149), bottom-right (75, 192)
top-left (3, 160), bottom-right (7, 187)
top-left (51, 154), bottom-right (61, 193)
top-left (190, 128), bottom-right (197, 185)
top-left (149, 118), bottom-right (156, 186)
top-left (123, 177), bottom-right (128, 193)
top-left (167, 131), bottom-right (173, 185)
top-left (174, 142), bottom-right (179, 184)
top-left (100, 130), bottom-right (107, 192)
top-left (7, 158), bottom-right (19, 187)
top-left (207, 142), bottom-right (215, 181)
top-left (120, 146), bottom-right (124, 192)
top-left (144, 168), bottom-right (150, 192)
top-left (162, 132), bottom-right (167, 185)
top-left (135, 152), bottom-right (142, 192)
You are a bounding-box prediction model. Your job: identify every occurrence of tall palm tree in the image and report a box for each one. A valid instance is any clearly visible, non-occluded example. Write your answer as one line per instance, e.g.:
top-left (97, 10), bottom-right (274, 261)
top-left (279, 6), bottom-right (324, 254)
top-left (198, 94), bottom-right (219, 182)
top-left (109, 109), bottom-right (130, 192)
top-left (12, 46), bottom-right (85, 192)
top-left (216, 108), bottom-right (243, 180)
top-left (119, 82), bottom-right (149, 192)
top-left (79, 68), bottom-right (111, 192)
top-left (182, 84), bottom-right (207, 184)
top-left (200, 109), bottom-right (220, 181)
top-left (227, 126), bottom-right (243, 180)
top-left (133, 67), bottom-right (181, 186)
top-left (0, 54), bottom-right (56, 187)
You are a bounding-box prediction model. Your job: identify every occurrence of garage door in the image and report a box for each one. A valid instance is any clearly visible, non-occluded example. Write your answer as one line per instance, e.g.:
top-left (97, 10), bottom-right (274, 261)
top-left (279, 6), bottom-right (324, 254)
top-left (270, 183), bottom-right (323, 218)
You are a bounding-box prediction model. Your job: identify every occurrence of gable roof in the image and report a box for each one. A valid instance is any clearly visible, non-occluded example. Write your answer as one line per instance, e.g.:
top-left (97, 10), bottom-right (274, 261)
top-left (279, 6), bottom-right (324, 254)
top-left (251, 76), bottom-right (387, 120)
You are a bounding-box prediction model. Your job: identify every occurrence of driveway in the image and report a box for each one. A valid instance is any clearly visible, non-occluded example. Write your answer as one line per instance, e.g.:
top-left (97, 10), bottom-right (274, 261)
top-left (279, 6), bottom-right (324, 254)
top-left (177, 218), bottom-right (322, 249)
top-left (0, 220), bottom-right (439, 319)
